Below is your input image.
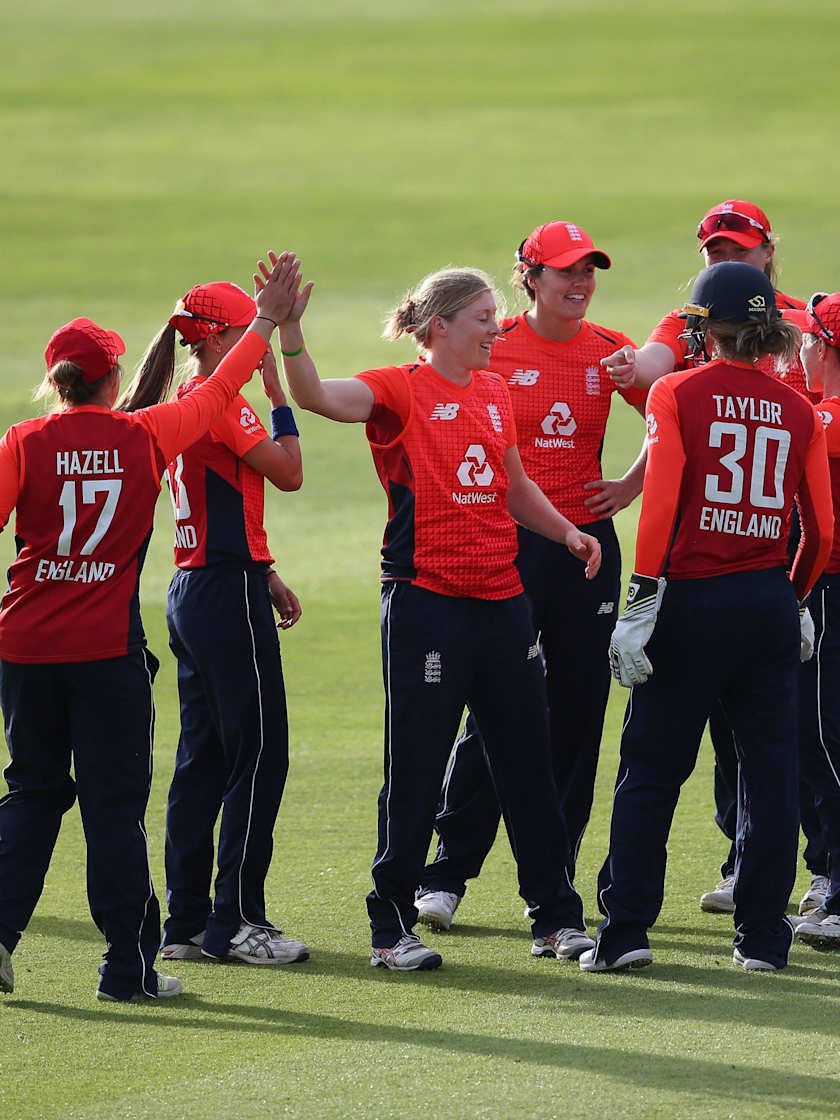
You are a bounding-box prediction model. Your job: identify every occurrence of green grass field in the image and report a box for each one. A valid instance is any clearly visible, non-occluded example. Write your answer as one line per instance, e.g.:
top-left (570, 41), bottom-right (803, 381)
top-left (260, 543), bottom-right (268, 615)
top-left (2, 2), bottom-right (840, 1117)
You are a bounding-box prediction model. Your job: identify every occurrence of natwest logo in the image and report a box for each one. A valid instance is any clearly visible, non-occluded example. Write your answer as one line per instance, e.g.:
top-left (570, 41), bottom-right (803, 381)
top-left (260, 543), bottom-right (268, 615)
top-left (456, 444), bottom-right (494, 487)
top-left (509, 368), bottom-right (540, 386)
top-left (430, 403), bottom-right (460, 420)
top-left (540, 402), bottom-right (577, 437)
top-left (240, 405), bottom-right (261, 434)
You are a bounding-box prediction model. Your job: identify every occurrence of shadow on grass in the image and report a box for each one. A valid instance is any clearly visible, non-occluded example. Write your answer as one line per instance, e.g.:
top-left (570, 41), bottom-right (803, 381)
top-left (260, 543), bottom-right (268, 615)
top-left (10, 995), bottom-right (840, 1115)
top-left (27, 915), bottom-right (102, 944)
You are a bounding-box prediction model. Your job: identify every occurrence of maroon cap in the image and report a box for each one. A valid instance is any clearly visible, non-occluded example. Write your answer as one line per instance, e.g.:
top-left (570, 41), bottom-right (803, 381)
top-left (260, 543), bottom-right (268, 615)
top-left (44, 318), bottom-right (126, 384)
top-left (517, 221), bottom-right (611, 270)
top-left (169, 282), bottom-right (256, 346)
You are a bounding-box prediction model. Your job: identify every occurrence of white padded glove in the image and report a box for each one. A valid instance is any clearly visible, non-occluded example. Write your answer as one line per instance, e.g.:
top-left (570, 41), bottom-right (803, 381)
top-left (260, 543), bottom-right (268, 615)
top-left (800, 603), bottom-right (815, 663)
top-left (609, 573), bottom-right (667, 687)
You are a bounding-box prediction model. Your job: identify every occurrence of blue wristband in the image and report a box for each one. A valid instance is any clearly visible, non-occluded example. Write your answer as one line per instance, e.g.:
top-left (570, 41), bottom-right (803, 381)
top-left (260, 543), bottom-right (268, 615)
top-left (271, 405), bottom-right (299, 439)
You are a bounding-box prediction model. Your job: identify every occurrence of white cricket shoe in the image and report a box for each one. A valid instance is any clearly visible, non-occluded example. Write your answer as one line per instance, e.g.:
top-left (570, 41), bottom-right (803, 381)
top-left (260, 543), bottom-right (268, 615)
top-left (0, 941), bottom-right (13, 994)
top-left (700, 875), bottom-right (735, 913)
top-left (96, 974), bottom-right (184, 1001)
top-left (579, 947), bottom-right (653, 973)
top-left (160, 931), bottom-right (205, 960)
top-left (221, 924), bottom-right (309, 965)
top-left (531, 928), bottom-right (595, 961)
top-left (732, 949), bottom-right (779, 972)
top-left (795, 910), bottom-right (840, 948)
top-left (416, 891), bottom-right (461, 931)
top-left (799, 874), bottom-right (830, 915)
top-left (370, 934), bottom-right (442, 971)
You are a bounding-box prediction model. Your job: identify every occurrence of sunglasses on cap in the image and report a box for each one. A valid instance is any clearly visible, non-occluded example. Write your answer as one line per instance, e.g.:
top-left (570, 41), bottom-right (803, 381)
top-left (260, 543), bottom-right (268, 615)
top-left (807, 292), bottom-right (836, 344)
top-left (515, 239), bottom-right (543, 270)
top-left (696, 210), bottom-right (770, 243)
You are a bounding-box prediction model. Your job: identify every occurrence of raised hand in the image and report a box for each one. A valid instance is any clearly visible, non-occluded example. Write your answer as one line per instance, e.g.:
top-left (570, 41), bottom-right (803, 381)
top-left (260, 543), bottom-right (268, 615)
top-left (255, 251), bottom-right (313, 324)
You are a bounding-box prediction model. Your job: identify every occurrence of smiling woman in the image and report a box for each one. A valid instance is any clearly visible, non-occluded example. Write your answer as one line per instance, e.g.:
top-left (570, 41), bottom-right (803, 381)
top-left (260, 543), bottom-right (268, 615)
top-left (274, 258), bottom-right (602, 971)
top-left (416, 223), bottom-right (646, 935)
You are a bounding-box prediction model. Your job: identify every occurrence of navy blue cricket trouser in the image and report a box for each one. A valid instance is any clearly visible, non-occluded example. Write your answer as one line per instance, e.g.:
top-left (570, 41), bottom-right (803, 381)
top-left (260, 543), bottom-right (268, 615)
top-left (798, 573), bottom-right (840, 914)
top-left (420, 520), bottom-right (620, 897)
top-left (596, 569), bottom-right (799, 969)
top-left (0, 649), bottom-right (162, 1000)
top-left (710, 706), bottom-right (826, 879)
top-left (164, 565), bottom-right (289, 960)
top-left (367, 582), bottom-right (584, 948)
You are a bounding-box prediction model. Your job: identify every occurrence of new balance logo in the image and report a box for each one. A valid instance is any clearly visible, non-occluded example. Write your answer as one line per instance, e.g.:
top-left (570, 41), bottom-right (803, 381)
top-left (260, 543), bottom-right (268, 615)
top-left (456, 444), bottom-right (494, 487)
top-left (424, 651), bottom-right (441, 683)
top-left (509, 368), bottom-right (540, 386)
top-left (596, 602), bottom-right (615, 615)
top-left (540, 402), bottom-right (577, 437)
top-left (430, 403), bottom-right (460, 420)
top-left (585, 365), bottom-right (601, 395)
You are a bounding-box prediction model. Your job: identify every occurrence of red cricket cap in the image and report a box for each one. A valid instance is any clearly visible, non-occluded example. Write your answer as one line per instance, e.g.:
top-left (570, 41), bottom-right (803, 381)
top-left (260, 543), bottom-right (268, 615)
top-left (44, 318), bottom-right (126, 384)
top-left (803, 292), bottom-right (840, 348)
top-left (697, 200), bottom-right (772, 251)
top-left (517, 221), bottom-right (611, 270)
top-left (169, 282), bottom-right (257, 346)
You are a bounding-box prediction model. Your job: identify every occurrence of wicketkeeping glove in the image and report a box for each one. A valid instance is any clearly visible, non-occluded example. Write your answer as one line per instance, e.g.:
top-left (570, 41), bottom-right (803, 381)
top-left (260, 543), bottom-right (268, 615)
top-left (800, 602), bottom-right (815, 663)
top-left (609, 573), bottom-right (667, 687)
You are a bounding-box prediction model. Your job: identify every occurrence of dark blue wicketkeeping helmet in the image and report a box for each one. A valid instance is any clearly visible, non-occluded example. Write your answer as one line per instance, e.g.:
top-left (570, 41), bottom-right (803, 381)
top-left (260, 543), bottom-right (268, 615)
top-left (679, 261), bottom-right (778, 358)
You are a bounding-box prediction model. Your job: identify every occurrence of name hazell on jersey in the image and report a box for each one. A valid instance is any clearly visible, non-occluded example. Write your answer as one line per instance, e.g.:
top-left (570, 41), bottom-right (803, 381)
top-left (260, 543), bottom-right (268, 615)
top-left (56, 449), bottom-right (124, 475)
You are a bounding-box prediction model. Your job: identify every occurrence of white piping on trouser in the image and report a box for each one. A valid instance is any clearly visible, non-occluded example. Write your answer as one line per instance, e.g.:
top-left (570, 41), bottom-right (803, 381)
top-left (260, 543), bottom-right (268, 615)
top-left (597, 689), bottom-right (635, 932)
top-left (236, 571), bottom-right (272, 931)
top-left (372, 583), bottom-right (397, 888)
top-left (138, 648), bottom-right (156, 996)
top-left (390, 898), bottom-right (411, 939)
top-left (427, 720), bottom-right (473, 868)
top-left (815, 588), bottom-right (840, 791)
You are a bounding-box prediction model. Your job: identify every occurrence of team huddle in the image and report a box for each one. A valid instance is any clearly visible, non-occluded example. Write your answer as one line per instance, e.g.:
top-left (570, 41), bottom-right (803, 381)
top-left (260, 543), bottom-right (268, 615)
top-left (0, 199), bottom-right (839, 1001)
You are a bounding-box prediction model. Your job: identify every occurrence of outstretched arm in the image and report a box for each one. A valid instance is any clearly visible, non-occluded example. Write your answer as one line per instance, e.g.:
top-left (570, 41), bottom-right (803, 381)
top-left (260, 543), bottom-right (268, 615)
top-left (254, 253), bottom-right (375, 424)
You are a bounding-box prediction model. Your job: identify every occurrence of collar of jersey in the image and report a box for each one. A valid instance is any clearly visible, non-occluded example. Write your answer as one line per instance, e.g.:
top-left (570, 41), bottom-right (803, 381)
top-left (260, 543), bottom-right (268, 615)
top-left (422, 363), bottom-right (479, 396)
top-left (515, 312), bottom-right (587, 353)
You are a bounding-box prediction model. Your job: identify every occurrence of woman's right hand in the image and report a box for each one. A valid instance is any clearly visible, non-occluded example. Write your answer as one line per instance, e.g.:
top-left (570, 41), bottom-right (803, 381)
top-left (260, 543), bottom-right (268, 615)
top-left (600, 345), bottom-right (637, 388)
top-left (253, 251), bottom-right (305, 327)
top-left (255, 251), bottom-right (314, 325)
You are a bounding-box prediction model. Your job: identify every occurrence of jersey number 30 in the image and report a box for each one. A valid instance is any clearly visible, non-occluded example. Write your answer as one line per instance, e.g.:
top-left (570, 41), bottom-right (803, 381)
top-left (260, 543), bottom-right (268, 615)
top-left (705, 421), bottom-right (791, 509)
top-left (57, 479), bottom-right (122, 556)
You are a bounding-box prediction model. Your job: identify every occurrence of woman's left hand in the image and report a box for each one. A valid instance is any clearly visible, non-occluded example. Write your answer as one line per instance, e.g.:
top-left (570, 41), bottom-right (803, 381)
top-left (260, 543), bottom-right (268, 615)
top-left (565, 531), bottom-right (601, 579)
top-left (268, 572), bottom-right (302, 629)
top-left (259, 347), bottom-right (287, 409)
top-left (582, 476), bottom-right (638, 518)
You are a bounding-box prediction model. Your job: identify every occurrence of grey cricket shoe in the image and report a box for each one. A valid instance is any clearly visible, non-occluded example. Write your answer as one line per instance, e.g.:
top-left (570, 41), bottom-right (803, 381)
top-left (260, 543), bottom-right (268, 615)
top-left (732, 949), bottom-right (780, 972)
top-left (160, 931), bottom-right (205, 960)
top-left (700, 875), bottom-right (735, 913)
top-left (796, 910), bottom-right (840, 948)
top-left (217, 924), bottom-right (309, 965)
top-left (370, 934), bottom-right (442, 971)
top-left (416, 891), bottom-right (461, 931)
top-left (799, 874), bottom-right (830, 915)
top-left (0, 941), bottom-right (13, 994)
top-left (579, 947), bottom-right (653, 973)
top-left (96, 974), bottom-right (184, 1002)
top-left (531, 928), bottom-right (595, 961)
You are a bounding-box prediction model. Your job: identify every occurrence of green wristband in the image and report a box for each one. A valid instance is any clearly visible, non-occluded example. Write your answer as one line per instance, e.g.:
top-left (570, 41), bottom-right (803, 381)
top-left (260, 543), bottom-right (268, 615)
top-left (281, 344), bottom-right (305, 358)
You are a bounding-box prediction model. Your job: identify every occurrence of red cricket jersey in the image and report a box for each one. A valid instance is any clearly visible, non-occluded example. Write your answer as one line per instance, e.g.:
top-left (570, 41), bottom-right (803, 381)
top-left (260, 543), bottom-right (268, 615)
top-left (0, 331), bottom-right (267, 663)
top-left (815, 396), bottom-right (840, 574)
top-left (646, 291), bottom-right (818, 403)
top-left (355, 362), bottom-right (522, 600)
top-left (489, 314), bottom-right (645, 523)
top-left (636, 359), bottom-right (833, 600)
top-left (164, 377), bottom-right (273, 568)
